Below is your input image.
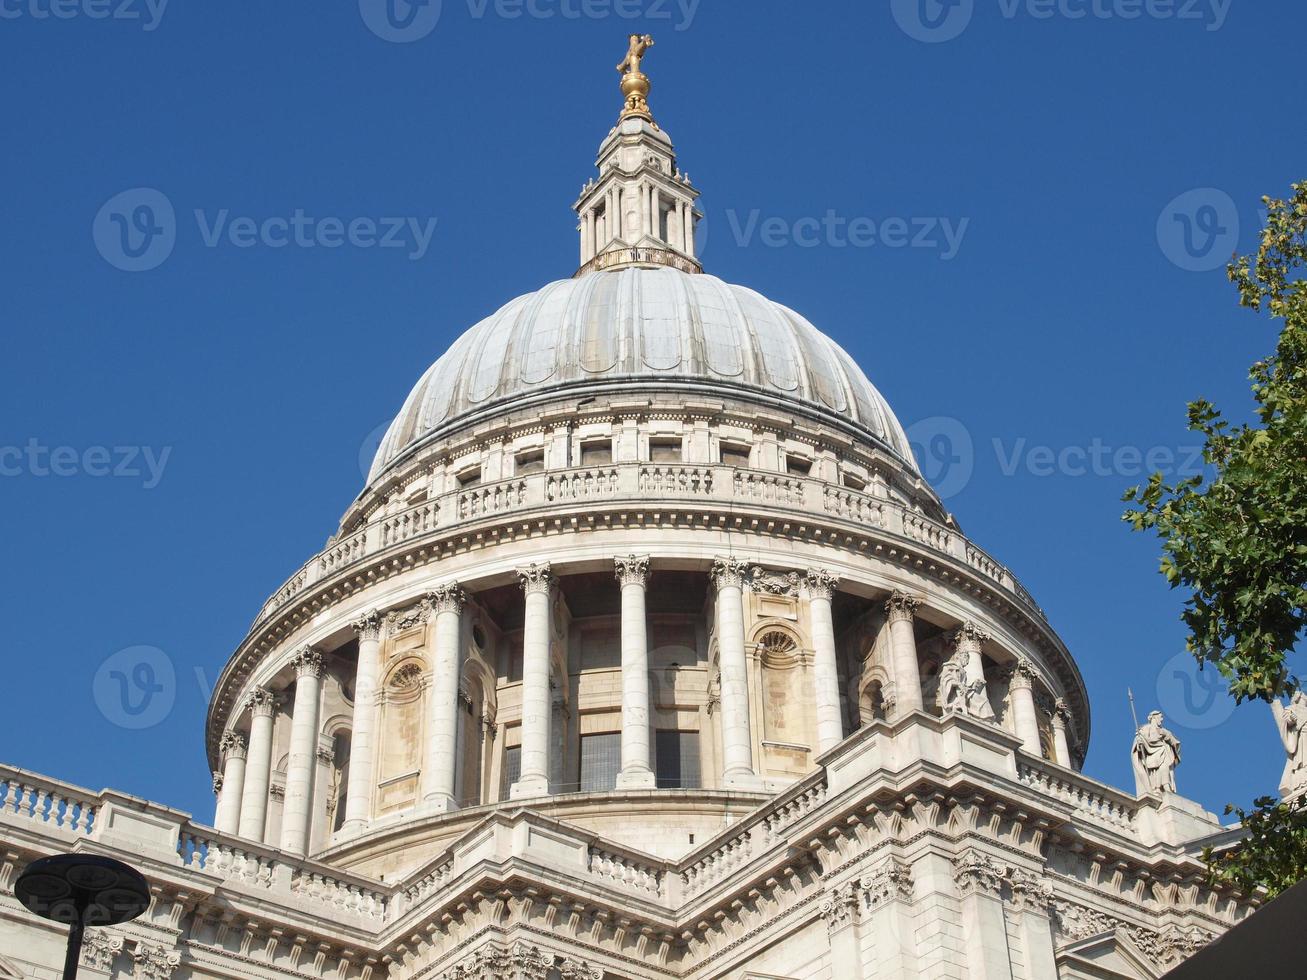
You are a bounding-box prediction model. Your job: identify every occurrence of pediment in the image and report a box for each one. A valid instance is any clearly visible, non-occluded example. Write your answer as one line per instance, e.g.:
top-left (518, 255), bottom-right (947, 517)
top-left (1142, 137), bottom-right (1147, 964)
top-left (1055, 929), bottom-right (1160, 980)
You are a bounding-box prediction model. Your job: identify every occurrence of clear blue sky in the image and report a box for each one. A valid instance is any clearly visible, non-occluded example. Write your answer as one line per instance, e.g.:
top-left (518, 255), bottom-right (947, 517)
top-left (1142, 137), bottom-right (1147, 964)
top-left (1, 1), bottom-right (1302, 825)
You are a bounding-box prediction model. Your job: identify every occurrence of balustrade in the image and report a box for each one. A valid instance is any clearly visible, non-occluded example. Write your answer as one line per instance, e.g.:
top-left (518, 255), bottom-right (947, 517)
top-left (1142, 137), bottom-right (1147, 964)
top-left (0, 768), bottom-right (97, 835)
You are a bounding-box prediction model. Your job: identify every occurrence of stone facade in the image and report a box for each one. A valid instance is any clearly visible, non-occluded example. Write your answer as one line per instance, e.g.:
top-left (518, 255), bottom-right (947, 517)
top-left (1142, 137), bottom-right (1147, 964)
top-left (0, 56), bottom-right (1258, 980)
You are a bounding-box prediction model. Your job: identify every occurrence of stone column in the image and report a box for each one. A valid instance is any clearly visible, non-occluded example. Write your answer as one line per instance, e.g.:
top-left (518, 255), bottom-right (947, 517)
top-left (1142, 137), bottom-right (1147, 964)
top-left (820, 881), bottom-right (865, 980)
top-left (512, 563), bottom-right (554, 800)
top-left (425, 583), bottom-right (466, 811)
top-left (614, 556), bottom-right (655, 790)
top-left (683, 202), bottom-right (695, 257)
top-left (280, 648), bottom-right (325, 856)
top-left (342, 611), bottom-right (381, 832)
top-left (885, 592), bottom-right (924, 714)
top-left (1010, 868), bottom-right (1058, 979)
top-left (1051, 699), bottom-right (1073, 768)
top-left (712, 557), bottom-right (756, 786)
top-left (953, 851), bottom-right (1015, 980)
top-left (1007, 657), bottom-right (1042, 756)
top-left (214, 731), bottom-right (248, 835)
top-left (806, 569), bottom-right (844, 754)
top-left (237, 688), bottom-right (277, 841)
top-left (862, 858), bottom-right (918, 979)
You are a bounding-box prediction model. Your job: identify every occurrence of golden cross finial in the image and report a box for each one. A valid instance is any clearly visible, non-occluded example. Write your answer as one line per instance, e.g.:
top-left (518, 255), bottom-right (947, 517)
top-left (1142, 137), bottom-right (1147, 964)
top-left (617, 34), bottom-right (655, 123)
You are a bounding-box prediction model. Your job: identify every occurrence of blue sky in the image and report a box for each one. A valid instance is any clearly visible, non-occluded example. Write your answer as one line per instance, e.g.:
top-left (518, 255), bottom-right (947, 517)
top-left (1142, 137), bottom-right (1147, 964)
top-left (1, 0), bottom-right (1302, 825)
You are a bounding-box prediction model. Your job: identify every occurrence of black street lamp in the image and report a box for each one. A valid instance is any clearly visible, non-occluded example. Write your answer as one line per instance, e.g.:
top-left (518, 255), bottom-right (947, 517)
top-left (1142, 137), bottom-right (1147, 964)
top-left (14, 853), bottom-right (151, 980)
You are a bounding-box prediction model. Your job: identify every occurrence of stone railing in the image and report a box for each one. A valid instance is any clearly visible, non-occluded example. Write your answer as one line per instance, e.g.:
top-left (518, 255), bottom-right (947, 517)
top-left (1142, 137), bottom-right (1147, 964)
top-left (0, 766), bottom-right (98, 837)
top-left (1016, 759), bottom-right (1138, 834)
top-left (588, 845), bottom-right (664, 896)
top-left (252, 463), bottom-right (1044, 630)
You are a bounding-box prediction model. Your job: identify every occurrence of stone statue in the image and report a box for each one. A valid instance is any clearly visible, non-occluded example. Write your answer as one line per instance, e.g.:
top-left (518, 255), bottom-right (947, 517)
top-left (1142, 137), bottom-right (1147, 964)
top-left (937, 652), bottom-right (967, 715)
top-left (965, 676), bottom-right (996, 721)
top-left (1271, 692), bottom-right (1307, 798)
top-left (1132, 710), bottom-right (1181, 795)
top-left (617, 34), bottom-right (655, 76)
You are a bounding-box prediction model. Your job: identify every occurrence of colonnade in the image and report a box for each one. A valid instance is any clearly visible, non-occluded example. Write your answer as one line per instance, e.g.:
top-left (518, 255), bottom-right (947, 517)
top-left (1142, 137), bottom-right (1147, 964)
top-left (212, 557), bottom-right (1063, 852)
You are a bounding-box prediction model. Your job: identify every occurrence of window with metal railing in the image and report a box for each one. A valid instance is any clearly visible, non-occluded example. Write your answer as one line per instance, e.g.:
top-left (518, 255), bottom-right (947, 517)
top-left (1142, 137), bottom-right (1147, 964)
top-left (580, 732), bottom-right (622, 793)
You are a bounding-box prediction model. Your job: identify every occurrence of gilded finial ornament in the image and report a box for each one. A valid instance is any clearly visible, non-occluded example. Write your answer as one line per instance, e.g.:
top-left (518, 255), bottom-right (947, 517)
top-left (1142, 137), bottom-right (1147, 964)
top-left (617, 33), bottom-right (656, 125)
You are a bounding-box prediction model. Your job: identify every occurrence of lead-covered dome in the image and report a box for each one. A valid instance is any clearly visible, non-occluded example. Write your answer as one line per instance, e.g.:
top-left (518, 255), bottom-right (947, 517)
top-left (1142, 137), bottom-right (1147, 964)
top-left (369, 267), bottom-right (916, 484)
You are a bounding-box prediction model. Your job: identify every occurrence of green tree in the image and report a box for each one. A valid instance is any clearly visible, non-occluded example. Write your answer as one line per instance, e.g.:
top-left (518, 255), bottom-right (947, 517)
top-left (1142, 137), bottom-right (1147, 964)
top-left (1124, 181), bottom-right (1307, 897)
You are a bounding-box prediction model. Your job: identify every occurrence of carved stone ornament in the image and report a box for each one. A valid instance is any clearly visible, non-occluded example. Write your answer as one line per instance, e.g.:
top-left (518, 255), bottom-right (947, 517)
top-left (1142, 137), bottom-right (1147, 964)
top-left (711, 556), bottom-right (749, 590)
top-left (862, 858), bottom-right (914, 908)
top-left (557, 956), bottom-right (604, 980)
top-left (211, 771), bottom-right (223, 795)
top-left (352, 609), bottom-right (382, 641)
top-left (80, 929), bottom-right (124, 971)
top-left (804, 568), bottom-right (837, 601)
top-left (428, 583), bottom-right (466, 615)
top-left (1008, 867), bottom-right (1055, 913)
top-left (219, 730), bottom-right (247, 759)
top-left (885, 590), bottom-right (921, 623)
top-left (517, 562), bottom-right (555, 596)
top-left (130, 942), bottom-right (181, 980)
top-left (748, 565), bottom-right (801, 597)
top-left (268, 783), bottom-right (286, 801)
top-left (952, 621), bottom-right (991, 652)
top-left (819, 880), bottom-right (861, 935)
top-left (390, 662), bottom-right (425, 691)
top-left (243, 686), bottom-right (277, 716)
top-left (951, 850), bottom-right (1009, 897)
top-left (386, 599), bottom-right (433, 635)
top-left (289, 647), bottom-right (325, 679)
top-left (1007, 655), bottom-right (1037, 692)
top-left (613, 554), bottom-right (650, 588)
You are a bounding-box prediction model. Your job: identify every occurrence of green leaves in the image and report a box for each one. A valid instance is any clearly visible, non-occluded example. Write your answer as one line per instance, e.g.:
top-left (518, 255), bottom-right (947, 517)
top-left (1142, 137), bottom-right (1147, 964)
top-left (1126, 181), bottom-right (1307, 895)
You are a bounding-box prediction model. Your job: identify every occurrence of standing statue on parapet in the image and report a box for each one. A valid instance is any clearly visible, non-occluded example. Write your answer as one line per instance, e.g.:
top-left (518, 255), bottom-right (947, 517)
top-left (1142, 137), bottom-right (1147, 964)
top-left (1132, 710), bottom-right (1182, 795)
top-left (937, 651), bottom-right (968, 715)
top-left (617, 34), bottom-right (655, 76)
top-left (1271, 692), bottom-right (1307, 799)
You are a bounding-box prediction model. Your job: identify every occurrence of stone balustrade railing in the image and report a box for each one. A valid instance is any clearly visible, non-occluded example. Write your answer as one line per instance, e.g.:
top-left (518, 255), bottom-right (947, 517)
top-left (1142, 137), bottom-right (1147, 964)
top-left (0, 766), bottom-right (99, 837)
top-left (251, 463), bottom-right (1043, 630)
top-left (588, 845), bottom-right (664, 896)
top-left (1016, 758), bottom-right (1139, 834)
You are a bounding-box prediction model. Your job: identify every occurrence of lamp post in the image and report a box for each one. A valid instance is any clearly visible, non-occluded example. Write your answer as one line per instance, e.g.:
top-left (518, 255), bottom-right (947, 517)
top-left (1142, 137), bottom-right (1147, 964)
top-left (15, 853), bottom-right (150, 980)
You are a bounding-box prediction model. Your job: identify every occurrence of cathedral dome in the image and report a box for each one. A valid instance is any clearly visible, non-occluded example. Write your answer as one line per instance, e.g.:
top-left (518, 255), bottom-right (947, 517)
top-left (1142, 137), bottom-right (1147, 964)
top-left (367, 266), bottom-right (918, 485)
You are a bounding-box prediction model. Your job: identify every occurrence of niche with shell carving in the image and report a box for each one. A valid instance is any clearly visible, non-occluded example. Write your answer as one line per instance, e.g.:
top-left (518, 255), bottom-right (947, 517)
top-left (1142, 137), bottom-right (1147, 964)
top-left (377, 658), bottom-right (425, 815)
top-left (755, 628), bottom-right (807, 750)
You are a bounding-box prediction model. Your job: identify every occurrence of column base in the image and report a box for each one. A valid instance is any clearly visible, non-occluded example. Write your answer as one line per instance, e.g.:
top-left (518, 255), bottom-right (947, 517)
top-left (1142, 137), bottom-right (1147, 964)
top-left (615, 768), bottom-right (656, 791)
top-left (510, 775), bottom-right (551, 801)
top-left (720, 770), bottom-right (766, 793)
top-left (421, 793), bottom-right (459, 814)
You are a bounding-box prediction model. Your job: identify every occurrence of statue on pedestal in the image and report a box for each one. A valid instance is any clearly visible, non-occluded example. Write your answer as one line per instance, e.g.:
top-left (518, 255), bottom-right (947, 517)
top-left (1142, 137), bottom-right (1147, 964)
top-left (1132, 710), bottom-right (1181, 795)
top-left (1271, 692), bottom-right (1307, 799)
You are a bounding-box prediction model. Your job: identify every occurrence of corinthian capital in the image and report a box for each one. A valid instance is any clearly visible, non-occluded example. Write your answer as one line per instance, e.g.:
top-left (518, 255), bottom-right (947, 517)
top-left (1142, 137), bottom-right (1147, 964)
top-left (219, 730), bottom-right (248, 760)
top-left (428, 583), bottom-right (466, 614)
top-left (352, 609), bottom-right (382, 642)
top-left (289, 647), bottom-right (325, 679)
top-left (885, 590), bottom-right (921, 623)
top-left (1007, 655), bottom-right (1037, 691)
top-left (805, 568), bottom-right (837, 601)
top-left (952, 621), bottom-right (991, 652)
top-left (710, 556), bottom-right (749, 590)
top-left (952, 850), bottom-right (1009, 897)
top-left (243, 686), bottom-right (277, 717)
top-left (614, 555), bottom-right (650, 588)
top-left (517, 562), bottom-right (555, 596)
